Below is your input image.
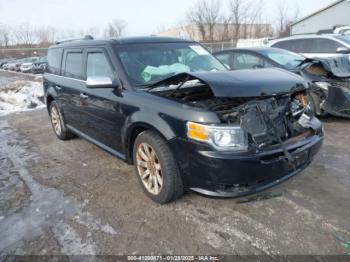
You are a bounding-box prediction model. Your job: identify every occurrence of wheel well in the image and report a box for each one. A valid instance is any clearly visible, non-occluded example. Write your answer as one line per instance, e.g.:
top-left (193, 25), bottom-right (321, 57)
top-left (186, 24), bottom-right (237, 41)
top-left (127, 125), bottom-right (168, 164)
top-left (46, 95), bottom-right (54, 111)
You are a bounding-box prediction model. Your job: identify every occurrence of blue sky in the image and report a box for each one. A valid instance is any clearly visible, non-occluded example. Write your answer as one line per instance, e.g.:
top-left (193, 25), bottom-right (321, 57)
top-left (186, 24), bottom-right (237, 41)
top-left (0, 0), bottom-right (337, 35)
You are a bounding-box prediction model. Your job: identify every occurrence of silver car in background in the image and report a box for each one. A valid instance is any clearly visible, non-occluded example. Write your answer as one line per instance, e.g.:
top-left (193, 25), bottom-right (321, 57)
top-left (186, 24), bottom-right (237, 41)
top-left (269, 34), bottom-right (350, 59)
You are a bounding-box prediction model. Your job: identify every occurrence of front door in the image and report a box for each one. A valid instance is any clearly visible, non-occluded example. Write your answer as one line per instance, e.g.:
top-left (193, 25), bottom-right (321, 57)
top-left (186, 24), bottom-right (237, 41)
top-left (78, 47), bottom-right (126, 155)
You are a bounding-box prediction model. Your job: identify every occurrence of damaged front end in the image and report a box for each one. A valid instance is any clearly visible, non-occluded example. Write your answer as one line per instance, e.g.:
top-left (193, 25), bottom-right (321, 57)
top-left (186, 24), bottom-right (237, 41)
top-left (301, 56), bottom-right (350, 118)
top-left (149, 69), bottom-right (323, 192)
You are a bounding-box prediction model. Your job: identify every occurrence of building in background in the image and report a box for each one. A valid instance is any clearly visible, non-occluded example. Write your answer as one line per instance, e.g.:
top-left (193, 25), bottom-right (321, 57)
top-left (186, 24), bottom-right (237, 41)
top-left (156, 23), bottom-right (272, 42)
top-left (291, 0), bottom-right (350, 35)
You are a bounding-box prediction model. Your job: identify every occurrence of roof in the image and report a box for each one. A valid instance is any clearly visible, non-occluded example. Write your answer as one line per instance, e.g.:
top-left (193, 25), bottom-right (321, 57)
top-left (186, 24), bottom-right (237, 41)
top-left (51, 36), bottom-right (194, 48)
top-left (268, 33), bottom-right (342, 45)
top-left (214, 47), bottom-right (272, 53)
top-left (214, 47), bottom-right (296, 55)
top-left (291, 0), bottom-right (346, 26)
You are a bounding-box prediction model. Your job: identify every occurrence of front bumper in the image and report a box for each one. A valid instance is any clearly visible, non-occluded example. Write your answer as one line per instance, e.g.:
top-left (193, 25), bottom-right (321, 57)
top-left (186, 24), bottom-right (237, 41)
top-left (169, 132), bottom-right (323, 198)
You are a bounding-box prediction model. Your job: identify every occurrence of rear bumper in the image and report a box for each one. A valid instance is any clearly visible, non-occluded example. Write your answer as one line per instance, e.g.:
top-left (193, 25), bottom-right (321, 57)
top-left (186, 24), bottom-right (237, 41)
top-left (169, 132), bottom-right (323, 198)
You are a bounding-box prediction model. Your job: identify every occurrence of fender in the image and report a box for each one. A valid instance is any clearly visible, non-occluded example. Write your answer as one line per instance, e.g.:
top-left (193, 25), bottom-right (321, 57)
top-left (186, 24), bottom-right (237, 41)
top-left (122, 110), bottom-right (179, 163)
top-left (45, 85), bottom-right (58, 102)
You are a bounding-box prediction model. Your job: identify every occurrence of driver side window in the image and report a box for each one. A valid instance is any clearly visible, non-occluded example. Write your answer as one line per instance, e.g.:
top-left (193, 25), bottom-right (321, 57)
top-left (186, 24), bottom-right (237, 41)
top-left (86, 52), bottom-right (114, 79)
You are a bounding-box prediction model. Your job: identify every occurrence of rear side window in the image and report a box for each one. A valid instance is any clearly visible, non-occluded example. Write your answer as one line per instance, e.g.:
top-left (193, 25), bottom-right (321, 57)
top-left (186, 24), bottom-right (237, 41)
top-left (215, 53), bottom-right (231, 66)
top-left (47, 48), bottom-right (62, 75)
top-left (64, 52), bottom-right (83, 79)
top-left (310, 38), bottom-right (344, 53)
top-left (273, 39), bottom-right (311, 53)
top-left (232, 53), bottom-right (264, 70)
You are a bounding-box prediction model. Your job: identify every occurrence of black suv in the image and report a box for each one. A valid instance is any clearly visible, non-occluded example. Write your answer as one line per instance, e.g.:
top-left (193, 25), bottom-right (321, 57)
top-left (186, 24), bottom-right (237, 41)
top-left (44, 36), bottom-right (323, 204)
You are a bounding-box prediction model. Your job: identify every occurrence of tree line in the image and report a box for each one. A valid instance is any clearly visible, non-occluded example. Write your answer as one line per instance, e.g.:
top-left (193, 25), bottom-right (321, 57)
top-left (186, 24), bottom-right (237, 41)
top-left (184, 0), bottom-right (299, 42)
top-left (0, 19), bottom-right (127, 48)
top-left (0, 0), bottom-right (299, 48)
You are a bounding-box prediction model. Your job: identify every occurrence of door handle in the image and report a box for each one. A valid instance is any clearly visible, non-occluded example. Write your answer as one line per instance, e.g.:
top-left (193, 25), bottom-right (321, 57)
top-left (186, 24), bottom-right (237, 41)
top-left (55, 85), bottom-right (62, 90)
top-left (80, 93), bottom-right (89, 99)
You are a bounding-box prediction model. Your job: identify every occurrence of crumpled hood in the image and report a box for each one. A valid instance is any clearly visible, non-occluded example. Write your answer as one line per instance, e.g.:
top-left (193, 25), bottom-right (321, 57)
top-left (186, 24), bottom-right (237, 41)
top-left (300, 56), bottom-right (350, 78)
top-left (150, 68), bottom-right (307, 97)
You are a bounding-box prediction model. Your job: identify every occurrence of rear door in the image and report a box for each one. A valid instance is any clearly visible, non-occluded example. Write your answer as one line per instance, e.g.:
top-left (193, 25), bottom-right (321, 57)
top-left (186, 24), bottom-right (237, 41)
top-left (60, 49), bottom-right (86, 130)
top-left (78, 47), bottom-right (125, 154)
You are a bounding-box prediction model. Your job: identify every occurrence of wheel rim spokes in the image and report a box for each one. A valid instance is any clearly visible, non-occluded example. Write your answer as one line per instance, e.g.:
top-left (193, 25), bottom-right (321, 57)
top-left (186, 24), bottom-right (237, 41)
top-left (136, 143), bottom-right (163, 195)
top-left (51, 107), bottom-right (61, 135)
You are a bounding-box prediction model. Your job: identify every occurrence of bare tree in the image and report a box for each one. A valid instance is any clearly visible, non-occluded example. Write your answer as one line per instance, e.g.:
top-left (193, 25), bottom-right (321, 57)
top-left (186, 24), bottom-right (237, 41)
top-left (104, 19), bottom-right (127, 38)
top-left (275, 0), bottom-right (299, 37)
top-left (85, 26), bottom-right (100, 38)
top-left (218, 15), bottom-right (232, 41)
top-left (186, 0), bottom-right (221, 42)
top-left (0, 24), bottom-right (11, 47)
top-left (14, 23), bottom-right (36, 45)
top-left (228, 0), bottom-right (249, 41)
top-left (35, 26), bottom-right (56, 45)
top-left (246, 0), bottom-right (265, 38)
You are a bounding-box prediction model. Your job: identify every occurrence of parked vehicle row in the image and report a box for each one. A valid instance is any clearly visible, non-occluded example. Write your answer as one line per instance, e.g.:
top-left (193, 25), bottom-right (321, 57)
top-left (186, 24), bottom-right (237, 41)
top-left (0, 56), bottom-right (47, 74)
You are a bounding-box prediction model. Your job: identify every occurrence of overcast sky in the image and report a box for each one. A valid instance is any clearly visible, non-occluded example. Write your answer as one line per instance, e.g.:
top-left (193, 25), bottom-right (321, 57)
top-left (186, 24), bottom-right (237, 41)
top-left (0, 0), bottom-right (337, 36)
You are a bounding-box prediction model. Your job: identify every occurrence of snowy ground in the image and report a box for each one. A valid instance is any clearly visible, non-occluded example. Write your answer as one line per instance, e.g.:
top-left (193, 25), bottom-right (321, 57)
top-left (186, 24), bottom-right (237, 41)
top-left (0, 71), bottom-right (44, 116)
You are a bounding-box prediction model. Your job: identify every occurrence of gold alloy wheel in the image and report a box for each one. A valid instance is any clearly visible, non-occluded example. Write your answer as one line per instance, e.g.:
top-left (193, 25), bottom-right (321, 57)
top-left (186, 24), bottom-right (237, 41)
top-left (136, 142), bottom-right (163, 195)
top-left (51, 107), bottom-right (62, 136)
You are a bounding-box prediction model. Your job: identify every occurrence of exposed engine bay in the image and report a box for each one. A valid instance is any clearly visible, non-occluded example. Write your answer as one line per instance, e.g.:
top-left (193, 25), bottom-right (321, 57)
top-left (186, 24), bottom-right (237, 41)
top-left (149, 72), bottom-right (322, 153)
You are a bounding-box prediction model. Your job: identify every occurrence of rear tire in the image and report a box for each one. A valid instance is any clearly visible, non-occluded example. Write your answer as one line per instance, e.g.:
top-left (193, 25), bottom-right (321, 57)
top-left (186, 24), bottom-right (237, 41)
top-left (133, 130), bottom-right (184, 204)
top-left (49, 100), bottom-right (73, 140)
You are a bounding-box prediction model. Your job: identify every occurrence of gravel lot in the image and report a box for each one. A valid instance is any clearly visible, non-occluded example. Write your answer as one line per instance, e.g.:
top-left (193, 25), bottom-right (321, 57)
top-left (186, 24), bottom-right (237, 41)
top-left (0, 71), bottom-right (350, 256)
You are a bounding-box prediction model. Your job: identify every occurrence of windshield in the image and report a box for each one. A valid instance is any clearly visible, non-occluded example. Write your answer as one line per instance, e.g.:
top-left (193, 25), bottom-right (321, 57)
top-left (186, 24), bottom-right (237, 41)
top-left (259, 48), bottom-right (305, 70)
top-left (116, 43), bottom-right (227, 86)
top-left (334, 35), bottom-right (350, 44)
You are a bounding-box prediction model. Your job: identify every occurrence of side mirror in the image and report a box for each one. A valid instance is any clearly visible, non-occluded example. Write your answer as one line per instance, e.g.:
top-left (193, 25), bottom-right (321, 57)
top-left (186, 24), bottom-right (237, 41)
top-left (86, 76), bottom-right (118, 88)
top-left (336, 47), bottom-right (350, 54)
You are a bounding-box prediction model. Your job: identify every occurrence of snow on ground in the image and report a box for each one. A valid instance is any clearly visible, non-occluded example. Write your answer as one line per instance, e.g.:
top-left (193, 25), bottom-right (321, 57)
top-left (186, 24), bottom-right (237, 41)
top-left (0, 80), bottom-right (44, 116)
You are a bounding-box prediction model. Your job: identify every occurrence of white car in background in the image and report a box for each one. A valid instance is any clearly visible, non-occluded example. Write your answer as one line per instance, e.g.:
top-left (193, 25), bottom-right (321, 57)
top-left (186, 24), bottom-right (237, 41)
top-left (269, 34), bottom-right (350, 59)
top-left (19, 57), bottom-right (39, 73)
top-left (20, 62), bottom-right (35, 73)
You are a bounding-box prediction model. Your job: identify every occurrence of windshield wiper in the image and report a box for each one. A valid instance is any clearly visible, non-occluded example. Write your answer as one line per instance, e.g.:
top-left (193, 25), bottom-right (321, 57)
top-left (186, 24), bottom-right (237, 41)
top-left (135, 83), bottom-right (151, 88)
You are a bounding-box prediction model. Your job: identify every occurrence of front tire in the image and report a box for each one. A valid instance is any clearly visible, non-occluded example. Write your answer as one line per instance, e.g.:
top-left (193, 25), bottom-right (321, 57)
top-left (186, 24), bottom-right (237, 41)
top-left (133, 130), bottom-right (184, 204)
top-left (49, 100), bottom-right (73, 140)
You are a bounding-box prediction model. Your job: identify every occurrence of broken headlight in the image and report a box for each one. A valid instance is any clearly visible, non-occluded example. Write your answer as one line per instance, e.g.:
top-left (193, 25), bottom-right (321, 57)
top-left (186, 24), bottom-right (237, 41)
top-left (186, 122), bottom-right (248, 151)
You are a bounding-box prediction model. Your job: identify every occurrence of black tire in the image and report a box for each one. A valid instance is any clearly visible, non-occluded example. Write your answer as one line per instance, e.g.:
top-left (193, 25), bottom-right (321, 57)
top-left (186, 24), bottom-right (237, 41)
top-left (133, 130), bottom-right (184, 204)
top-left (49, 100), bottom-right (73, 140)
